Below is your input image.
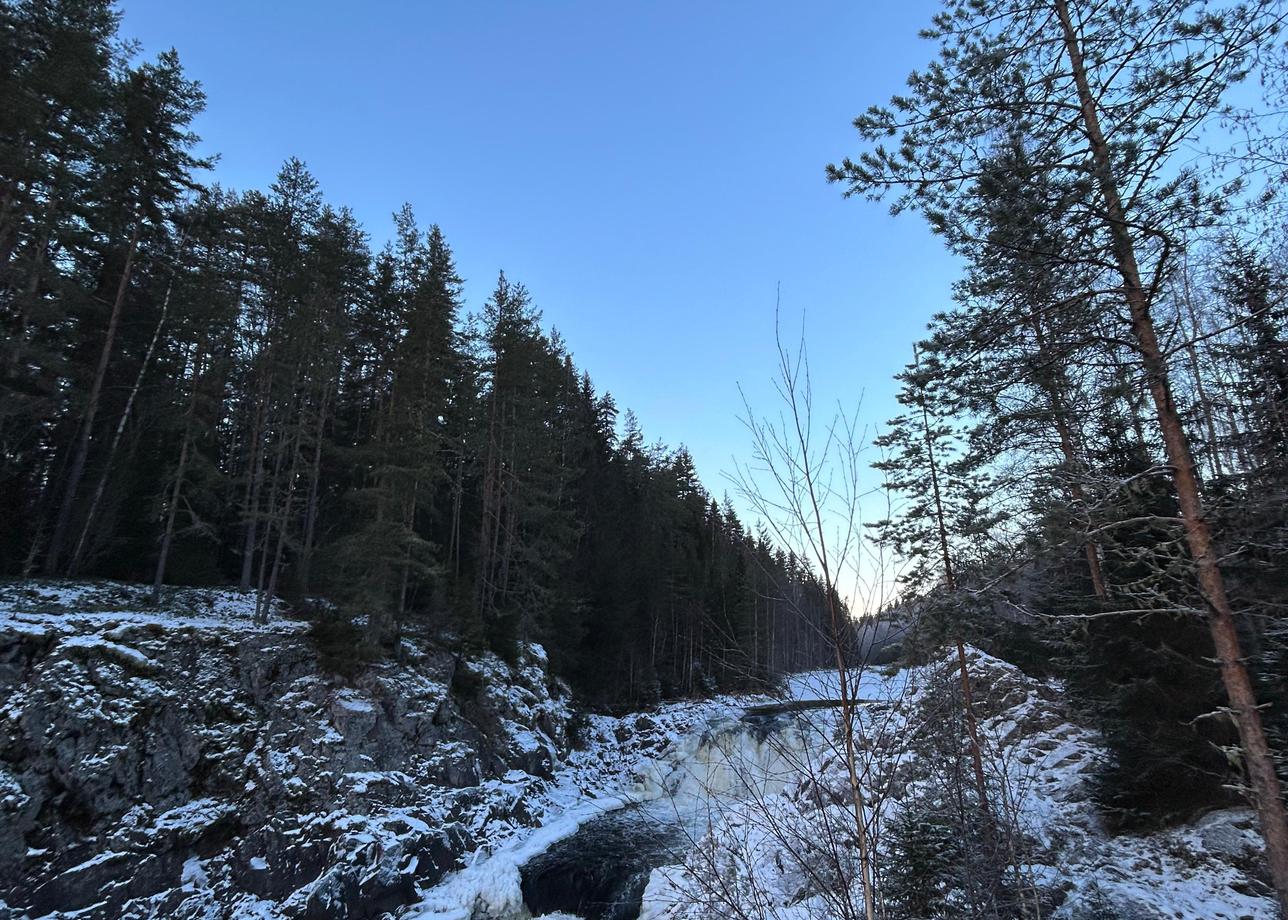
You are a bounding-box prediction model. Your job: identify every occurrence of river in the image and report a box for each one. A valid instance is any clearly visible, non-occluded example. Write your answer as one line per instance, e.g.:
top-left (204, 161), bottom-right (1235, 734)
top-left (512, 709), bottom-right (815, 920)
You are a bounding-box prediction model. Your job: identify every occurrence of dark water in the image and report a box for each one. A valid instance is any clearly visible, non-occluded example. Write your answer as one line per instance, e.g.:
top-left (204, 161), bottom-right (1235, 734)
top-left (519, 805), bottom-right (688, 920)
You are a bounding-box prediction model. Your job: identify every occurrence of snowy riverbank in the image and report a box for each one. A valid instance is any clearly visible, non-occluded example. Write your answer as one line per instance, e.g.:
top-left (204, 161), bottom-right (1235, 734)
top-left (1, 582), bottom-right (1278, 920)
top-left (0, 580), bottom-right (768, 919)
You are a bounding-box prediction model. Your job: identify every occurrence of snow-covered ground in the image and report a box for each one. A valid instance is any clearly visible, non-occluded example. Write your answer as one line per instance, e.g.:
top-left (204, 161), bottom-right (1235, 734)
top-left (638, 651), bottom-right (1278, 920)
top-left (393, 649), bottom-right (1276, 919)
top-left (2, 583), bottom-right (1277, 920)
top-left (0, 580), bottom-right (303, 635)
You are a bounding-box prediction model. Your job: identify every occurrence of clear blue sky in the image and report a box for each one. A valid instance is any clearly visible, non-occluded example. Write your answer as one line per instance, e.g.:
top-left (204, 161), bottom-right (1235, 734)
top-left (120, 0), bottom-right (960, 504)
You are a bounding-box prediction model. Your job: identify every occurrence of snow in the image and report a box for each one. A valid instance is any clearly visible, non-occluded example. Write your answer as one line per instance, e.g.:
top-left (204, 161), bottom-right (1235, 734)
top-left (5, 581), bottom-right (1273, 920)
top-left (153, 798), bottom-right (236, 836)
top-left (226, 894), bottom-right (286, 918)
top-left (406, 789), bottom-right (638, 919)
top-left (333, 689), bottom-right (376, 713)
top-left (182, 856), bottom-right (210, 889)
top-left (634, 649), bottom-right (1279, 920)
top-left (59, 634), bottom-right (160, 672)
top-left (342, 771), bottom-right (415, 794)
top-left (0, 580), bottom-right (304, 637)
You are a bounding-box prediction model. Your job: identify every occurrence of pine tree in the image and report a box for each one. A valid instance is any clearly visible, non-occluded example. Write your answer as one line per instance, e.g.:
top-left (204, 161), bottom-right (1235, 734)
top-left (872, 347), bottom-right (1000, 884)
top-left (42, 48), bottom-right (209, 574)
top-left (151, 192), bottom-right (243, 598)
top-left (829, 1), bottom-right (1288, 903)
top-left (325, 208), bottom-right (458, 652)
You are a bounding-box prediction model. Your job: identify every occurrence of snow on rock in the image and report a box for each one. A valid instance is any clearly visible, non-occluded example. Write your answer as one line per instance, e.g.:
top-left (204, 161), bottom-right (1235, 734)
top-left (5, 583), bottom-right (1274, 920)
top-left (0, 580), bottom-right (300, 636)
top-left (0, 580), bottom-right (579, 919)
top-left (401, 679), bottom-right (779, 920)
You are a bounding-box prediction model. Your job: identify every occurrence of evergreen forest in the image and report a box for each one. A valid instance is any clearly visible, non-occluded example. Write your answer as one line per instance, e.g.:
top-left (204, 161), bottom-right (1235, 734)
top-left (0, 0), bottom-right (843, 706)
top-left (5, 1), bottom-right (1288, 912)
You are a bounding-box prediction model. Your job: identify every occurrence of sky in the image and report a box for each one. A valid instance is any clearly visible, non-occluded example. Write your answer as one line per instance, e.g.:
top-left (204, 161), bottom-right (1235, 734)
top-left (118, 0), bottom-right (961, 544)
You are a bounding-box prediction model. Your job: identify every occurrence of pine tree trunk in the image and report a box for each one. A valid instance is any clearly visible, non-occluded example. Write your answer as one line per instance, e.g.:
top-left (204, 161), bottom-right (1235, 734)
top-left (449, 452), bottom-right (464, 578)
top-left (44, 223), bottom-right (141, 574)
top-left (70, 237), bottom-right (185, 575)
top-left (1054, 399), bottom-right (1108, 599)
top-left (1054, 1), bottom-right (1288, 910)
top-left (239, 370), bottom-right (272, 592)
top-left (153, 346), bottom-right (204, 604)
top-left (7, 223), bottom-right (49, 376)
top-left (1180, 268), bottom-right (1225, 480)
top-left (262, 426), bottom-right (303, 625)
top-left (476, 392), bottom-right (501, 619)
top-left (398, 482), bottom-right (419, 622)
top-left (297, 382), bottom-right (332, 595)
top-left (0, 176), bottom-right (20, 271)
top-left (254, 393), bottom-right (297, 624)
top-left (1226, 405), bottom-right (1252, 471)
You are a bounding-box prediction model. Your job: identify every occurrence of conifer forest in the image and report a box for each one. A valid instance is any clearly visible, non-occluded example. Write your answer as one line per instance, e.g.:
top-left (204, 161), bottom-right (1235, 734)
top-left (3, 1), bottom-right (1288, 919)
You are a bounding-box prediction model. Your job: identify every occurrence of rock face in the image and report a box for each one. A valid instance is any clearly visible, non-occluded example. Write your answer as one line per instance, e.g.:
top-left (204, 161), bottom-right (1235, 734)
top-left (0, 583), bottom-right (573, 919)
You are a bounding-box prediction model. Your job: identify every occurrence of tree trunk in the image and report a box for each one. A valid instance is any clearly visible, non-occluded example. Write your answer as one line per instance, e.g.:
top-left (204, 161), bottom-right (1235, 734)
top-left (44, 223), bottom-right (141, 574)
top-left (297, 382), bottom-right (332, 595)
top-left (449, 451), bottom-right (464, 578)
top-left (254, 393), bottom-right (296, 624)
top-left (7, 222), bottom-right (49, 376)
top-left (70, 235), bottom-right (186, 575)
top-left (261, 425), bottom-right (303, 625)
top-left (153, 345), bottom-right (205, 603)
top-left (239, 369), bottom-right (272, 592)
top-left (1180, 267), bottom-right (1225, 480)
top-left (0, 176), bottom-right (21, 271)
top-left (1054, 1), bottom-right (1288, 910)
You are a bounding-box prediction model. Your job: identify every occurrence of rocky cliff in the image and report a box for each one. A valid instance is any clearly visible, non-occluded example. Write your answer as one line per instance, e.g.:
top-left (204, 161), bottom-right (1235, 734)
top-left (0, 582), bottom-right (575, 919)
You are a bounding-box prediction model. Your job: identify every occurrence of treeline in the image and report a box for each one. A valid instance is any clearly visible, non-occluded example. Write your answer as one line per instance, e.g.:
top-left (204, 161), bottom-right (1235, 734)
top-left (0, 0), bottom-right (843, 704)
top-left (831, 0), bottom-right (1288, 910)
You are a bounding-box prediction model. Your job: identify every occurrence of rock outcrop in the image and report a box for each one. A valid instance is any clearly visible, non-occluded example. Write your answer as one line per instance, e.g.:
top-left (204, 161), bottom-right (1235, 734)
top-left (0, 582), bottom-right (573, 919)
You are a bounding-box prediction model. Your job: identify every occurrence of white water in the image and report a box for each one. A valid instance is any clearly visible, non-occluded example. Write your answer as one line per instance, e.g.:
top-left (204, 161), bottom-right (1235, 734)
top-left (404, 709), bottom-right (822, 920)
top-left (643, 716), bottom-right (814, 811)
